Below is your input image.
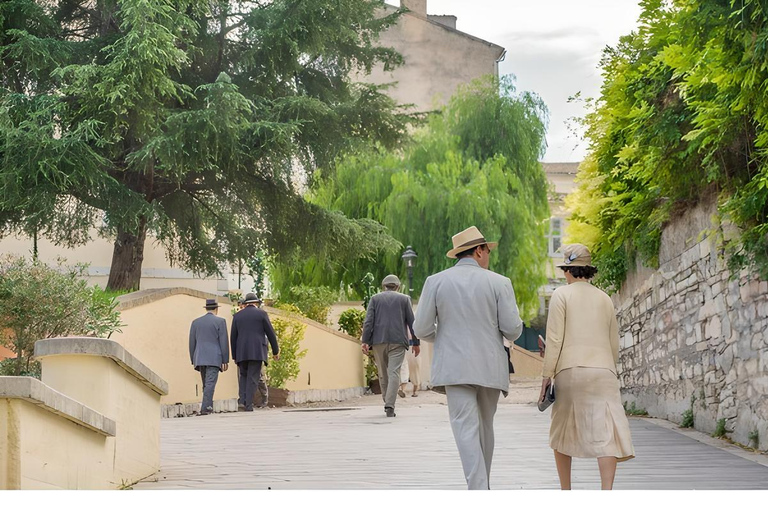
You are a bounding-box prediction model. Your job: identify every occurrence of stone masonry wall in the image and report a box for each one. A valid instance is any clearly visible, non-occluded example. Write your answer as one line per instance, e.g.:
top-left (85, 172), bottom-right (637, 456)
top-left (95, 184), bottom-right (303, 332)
top-left (615, 198), bottom-right (768, 451)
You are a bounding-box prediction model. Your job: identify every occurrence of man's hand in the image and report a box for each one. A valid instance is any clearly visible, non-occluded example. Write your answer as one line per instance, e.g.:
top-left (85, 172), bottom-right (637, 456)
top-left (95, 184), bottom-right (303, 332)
top-left (221, 363), bottom-right (228, 372)
top-left (412, 345), bottom-right (420, 357)
top-left (539, 377), bottom-right (551, 403)
top-left (361, 343), bottom-right (370, 356)
top-left (273, 352), bottom-right (280, 361)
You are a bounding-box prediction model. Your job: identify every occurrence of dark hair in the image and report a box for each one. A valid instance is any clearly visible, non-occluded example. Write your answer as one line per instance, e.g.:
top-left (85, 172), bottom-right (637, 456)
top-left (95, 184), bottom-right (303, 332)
top-left (563, 265), bottom-right (597, 279)
top-left (456, 244), bottom-right (487, 259)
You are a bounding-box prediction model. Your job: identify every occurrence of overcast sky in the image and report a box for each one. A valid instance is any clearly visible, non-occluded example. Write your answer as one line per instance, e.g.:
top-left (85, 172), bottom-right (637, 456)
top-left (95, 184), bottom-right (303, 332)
top-left (385, 0), bottom-right (642, 162)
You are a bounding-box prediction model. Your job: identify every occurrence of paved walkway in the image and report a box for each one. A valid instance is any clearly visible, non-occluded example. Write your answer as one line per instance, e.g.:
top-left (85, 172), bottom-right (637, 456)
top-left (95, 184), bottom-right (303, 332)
top-left (136, 394), bottom-right (768, 490)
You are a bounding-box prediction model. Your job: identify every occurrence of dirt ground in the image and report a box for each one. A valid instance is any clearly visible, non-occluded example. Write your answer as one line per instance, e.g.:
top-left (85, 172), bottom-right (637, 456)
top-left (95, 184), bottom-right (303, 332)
top-left (293, 376), bottom-right (542, 409)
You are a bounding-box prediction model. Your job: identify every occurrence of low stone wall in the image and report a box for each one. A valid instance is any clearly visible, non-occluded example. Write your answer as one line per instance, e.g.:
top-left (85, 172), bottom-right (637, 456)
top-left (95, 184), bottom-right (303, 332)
top-left (616, 198), bottom-right (768, 450)
top-left (0, 337), bottom-right (167, 489)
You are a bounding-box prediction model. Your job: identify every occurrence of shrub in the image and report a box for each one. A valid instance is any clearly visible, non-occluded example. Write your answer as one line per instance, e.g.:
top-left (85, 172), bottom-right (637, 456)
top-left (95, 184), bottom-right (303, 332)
top-left (713, 418), bottom-right (728, 438)
top-left (680, 409), bottom-right (694, 428)
top-left (0, 257), bottom-right (123, 376)
top-left (266, 306), bottom-right (308, 389)
top-left (285, 285), bottom-right (338, 324)
top-left (338, 308), bottom-right (366, 339)
top-left (748, 429), bottom-right (759, 449)
top-left (623, 401), bottom-right (648, 416)
top-left (365, 355), bottom-right (378, 385)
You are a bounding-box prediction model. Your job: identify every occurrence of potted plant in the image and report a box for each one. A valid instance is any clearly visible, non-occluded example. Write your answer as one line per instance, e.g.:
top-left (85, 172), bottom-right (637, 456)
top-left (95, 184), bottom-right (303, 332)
top-left (338, 308), bottom-right (380, 393)
top-left (265, 304), bottom-right (308, 406)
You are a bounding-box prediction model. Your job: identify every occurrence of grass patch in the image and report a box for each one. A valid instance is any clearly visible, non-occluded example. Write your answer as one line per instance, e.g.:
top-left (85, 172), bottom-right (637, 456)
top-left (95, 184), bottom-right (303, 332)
top-left (680, 408), bottom-right (694, 428)
top-left (623, 401), bottom-right (648, 416)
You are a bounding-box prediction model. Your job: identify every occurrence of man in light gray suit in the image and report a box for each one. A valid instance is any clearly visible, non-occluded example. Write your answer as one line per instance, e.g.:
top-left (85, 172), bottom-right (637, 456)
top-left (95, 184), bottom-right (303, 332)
top-left (362, 274), bottom-right (419, 418)
top-left (414, 226), bottom-right (523, 489)
top-left (189, 298), bottom-right (230, 415)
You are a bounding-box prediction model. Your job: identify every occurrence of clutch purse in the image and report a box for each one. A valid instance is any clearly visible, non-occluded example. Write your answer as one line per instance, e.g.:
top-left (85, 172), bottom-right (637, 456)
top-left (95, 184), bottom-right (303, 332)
top-left (537, 383), bottom-right (555, 412)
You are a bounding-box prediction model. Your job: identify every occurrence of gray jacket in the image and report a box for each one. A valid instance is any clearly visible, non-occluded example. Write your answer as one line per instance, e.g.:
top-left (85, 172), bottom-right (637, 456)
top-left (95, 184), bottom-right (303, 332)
top-left (362, 290), bottom-right (417, 346)
top-left (189, 312), bottom-right (229, 370)
top-left (413, 258), bottom-right (523, 392)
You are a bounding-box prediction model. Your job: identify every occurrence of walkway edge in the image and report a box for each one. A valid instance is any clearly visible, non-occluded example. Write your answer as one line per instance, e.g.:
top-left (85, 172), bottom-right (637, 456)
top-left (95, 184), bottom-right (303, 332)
top-left (637, 416), bottom-right (768, 468)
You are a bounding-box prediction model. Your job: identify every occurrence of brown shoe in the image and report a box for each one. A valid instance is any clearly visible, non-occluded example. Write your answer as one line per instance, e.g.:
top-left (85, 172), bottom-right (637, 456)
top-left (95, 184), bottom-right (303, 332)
top-left (397, 389), bottom-right (406, 398)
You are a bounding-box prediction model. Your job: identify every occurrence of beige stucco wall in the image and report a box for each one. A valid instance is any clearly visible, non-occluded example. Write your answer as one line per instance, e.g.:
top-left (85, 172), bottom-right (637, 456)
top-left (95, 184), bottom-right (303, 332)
top-left (0, 231), bottom-right (225, 293)
top-left (510, 345), bottom-right (544, 378)
top-left (364, 5), bottom-right (504, 113)
top-left (0, 399), bottom-right (112, 489)
top-left (39, 354), bottom-right (162, 482)
top-left (113, 290), bottom-right (365, 405)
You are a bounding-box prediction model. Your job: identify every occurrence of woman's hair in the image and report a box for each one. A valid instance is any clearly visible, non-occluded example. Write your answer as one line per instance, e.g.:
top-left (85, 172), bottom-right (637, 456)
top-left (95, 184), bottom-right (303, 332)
top-left (563, 265), bottom-right (597, 279)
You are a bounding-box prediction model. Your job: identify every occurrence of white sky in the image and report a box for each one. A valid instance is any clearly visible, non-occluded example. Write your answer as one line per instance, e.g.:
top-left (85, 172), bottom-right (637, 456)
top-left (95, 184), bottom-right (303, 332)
top-left (385, 0), bottom-right (643, 162)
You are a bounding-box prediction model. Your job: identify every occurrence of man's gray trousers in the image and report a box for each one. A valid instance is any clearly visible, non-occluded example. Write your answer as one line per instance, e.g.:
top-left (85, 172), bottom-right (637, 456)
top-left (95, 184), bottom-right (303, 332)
top-left (199, 366), bottom-right (220, 413)
top-left (371, 343), bottom-right (407, 411)
top-left (445, 384), bottom-right (500, 490)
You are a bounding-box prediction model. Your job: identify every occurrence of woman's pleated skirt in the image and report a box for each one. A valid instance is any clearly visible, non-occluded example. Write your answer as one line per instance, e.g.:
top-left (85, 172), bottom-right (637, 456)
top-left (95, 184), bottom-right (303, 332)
top-left (549, 367), bottom-right (635, 462)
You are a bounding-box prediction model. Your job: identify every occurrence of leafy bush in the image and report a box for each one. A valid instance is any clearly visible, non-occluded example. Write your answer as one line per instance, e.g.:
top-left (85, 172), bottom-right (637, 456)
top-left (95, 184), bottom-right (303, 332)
top-left (713, 418), bottom-right (728, 438)
top-left (680, 409), bottom-right (694, 429)
top-left (338, 308), bottom-right (366, 339)
top-left (623, 401), bottom-right (648, 416)
top-left (266, 305), bottom-right (308, 389)
top-left (568, 1), bottom-right (768, 290)
top-left (365, 355), bottom-right (378, 385)
top-left (284, 285), bottom-right (338, 324)
top-left (0, 257), bottom-right (123, 376)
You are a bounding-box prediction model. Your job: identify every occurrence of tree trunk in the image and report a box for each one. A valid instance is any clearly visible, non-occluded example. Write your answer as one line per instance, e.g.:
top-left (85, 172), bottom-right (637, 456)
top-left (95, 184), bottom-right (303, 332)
top-left (106, 217), bottom-right (148, 291)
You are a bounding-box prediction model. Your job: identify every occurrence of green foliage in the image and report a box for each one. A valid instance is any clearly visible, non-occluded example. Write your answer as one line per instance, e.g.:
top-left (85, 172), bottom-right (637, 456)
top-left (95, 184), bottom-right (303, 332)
top-left (338, 308), bottom-right (366, 338)
top-left (569, 0), bottom-right (768, 290)
top-left (281, 285), bottom-right (338, 325)
top-left (365, 355), bottom-right (378, 385)
top-left (713, 418), bottom-right (728, 438)
top-left (265, 310), bottom-right (308, 390)
top-left (0, 0), bottom-right (411, 290)
top-left (247, 251), bottom-right (267, 299)
top-left (748, 429), bottom-right (759, 448)
top-left (623, 401), bottom-right (648, 416)
top-left (680, 408), bottom-right (694, 428)
top-left (0, 256), bottom-right (123, 376)
top-left (277, 76), bottom-right (550, 320)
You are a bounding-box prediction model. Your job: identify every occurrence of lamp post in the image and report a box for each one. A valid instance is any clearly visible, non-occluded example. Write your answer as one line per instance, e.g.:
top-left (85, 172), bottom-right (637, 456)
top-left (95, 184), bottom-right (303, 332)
top-left (401, 246), bottom-right (418, 297)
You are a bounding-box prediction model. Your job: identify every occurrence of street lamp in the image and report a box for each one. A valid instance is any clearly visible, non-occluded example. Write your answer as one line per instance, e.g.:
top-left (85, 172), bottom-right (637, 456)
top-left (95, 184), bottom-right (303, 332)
top-left (401, 246), bottom-right (418, 296)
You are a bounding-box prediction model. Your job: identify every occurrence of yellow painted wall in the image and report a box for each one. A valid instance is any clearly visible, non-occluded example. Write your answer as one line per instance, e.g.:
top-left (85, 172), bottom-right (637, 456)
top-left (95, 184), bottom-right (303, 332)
top-left (40, 355), bottom-right (162, 482)
top-left (9, 400), bottom-right (111, 489)
top-left (510, 345), bottom-right (544, 378)
top-left (114, 291), bottom-right (364, 405)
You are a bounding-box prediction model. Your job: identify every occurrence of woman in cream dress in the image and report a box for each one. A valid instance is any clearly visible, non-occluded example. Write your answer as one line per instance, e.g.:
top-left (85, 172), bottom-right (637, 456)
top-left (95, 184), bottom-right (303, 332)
top-left (540, 244), bottom-right (634, 490)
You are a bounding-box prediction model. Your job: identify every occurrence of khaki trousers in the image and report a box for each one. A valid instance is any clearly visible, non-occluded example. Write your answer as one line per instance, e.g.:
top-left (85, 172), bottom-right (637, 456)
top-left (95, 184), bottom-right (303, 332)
top-left (445, 384), bottom-right (500, 490)
top-left (371, 343), bottom-right (406, 410)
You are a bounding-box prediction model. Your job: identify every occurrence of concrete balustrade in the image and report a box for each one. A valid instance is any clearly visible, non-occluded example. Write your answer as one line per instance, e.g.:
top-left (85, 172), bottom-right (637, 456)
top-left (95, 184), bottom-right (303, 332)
top-left (0, 337), bottom-right (168, 489)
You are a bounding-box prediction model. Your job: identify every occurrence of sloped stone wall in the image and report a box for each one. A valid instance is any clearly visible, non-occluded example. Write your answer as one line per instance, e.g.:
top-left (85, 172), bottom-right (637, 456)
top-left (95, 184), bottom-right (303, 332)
top-left (616, 198), bottom-right (768, 451)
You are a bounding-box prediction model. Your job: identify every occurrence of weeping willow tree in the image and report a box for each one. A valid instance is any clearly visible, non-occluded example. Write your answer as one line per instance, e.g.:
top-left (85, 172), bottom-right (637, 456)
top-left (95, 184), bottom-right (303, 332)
top-left (0, 0), bottom-right (410, 290)
top-left (274, 76), bottom-right (550, 320)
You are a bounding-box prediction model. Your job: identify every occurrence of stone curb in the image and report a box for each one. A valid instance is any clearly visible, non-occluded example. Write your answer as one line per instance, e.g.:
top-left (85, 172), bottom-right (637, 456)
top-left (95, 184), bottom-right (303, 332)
top-left (34, 337), bottom-right (169, 396)
top-left (0, 376), bottom-right (116, 436)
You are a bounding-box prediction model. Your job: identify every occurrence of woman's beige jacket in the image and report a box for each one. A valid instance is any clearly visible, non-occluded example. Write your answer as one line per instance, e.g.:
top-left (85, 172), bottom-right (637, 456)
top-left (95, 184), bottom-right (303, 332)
top-left (542, 281), bottom-right (620, 378)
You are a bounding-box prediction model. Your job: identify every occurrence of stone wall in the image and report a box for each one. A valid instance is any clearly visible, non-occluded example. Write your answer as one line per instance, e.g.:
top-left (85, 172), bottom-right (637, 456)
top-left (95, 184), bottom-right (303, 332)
top-left (616, 198), bottom-right (768, 451)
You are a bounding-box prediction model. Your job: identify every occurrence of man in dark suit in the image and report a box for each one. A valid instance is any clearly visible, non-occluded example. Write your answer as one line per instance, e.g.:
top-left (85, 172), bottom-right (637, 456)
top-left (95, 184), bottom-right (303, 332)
top-left (231, 293), bottom-right (279, 411)
top-left (189, 298), bottom-right (230, 415)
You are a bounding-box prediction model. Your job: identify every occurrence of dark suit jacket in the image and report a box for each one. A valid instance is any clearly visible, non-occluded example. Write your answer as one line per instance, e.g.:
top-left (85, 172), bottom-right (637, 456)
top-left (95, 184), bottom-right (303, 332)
top-left (230, 305), bottom-right (279, 363)
top-left (189, 312), bottom-right (229, 370)
top-left (361, 290), bottom-right (418, 346)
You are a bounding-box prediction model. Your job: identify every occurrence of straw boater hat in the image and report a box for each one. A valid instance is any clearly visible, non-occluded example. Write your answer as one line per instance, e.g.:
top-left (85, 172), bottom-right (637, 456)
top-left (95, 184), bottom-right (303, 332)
top-left (446, 226), bottom-right (498, 259)
top-left (557, 243), bottom-right (592, 268)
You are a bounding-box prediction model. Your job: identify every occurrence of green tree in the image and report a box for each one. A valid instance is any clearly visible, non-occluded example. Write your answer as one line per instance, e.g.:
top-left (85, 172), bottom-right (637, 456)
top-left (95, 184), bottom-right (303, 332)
top-left (568, 0), bottom-right (768, 291)
top-left (275, 76), bottom-right (550, 320)
top-left (0, 256), bottom-right (123, 376)
top-left (0, 0), bottom-right (409, 290)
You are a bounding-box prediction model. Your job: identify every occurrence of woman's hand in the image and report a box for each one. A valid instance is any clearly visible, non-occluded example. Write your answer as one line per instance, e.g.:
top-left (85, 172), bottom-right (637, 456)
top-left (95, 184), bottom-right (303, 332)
top-left (539, 377), bottom-right (552, 403)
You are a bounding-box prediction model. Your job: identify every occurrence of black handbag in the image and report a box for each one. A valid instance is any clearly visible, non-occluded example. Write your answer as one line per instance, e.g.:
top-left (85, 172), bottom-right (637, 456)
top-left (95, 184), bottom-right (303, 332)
top-left (537, 382), bottom-right (555, 412)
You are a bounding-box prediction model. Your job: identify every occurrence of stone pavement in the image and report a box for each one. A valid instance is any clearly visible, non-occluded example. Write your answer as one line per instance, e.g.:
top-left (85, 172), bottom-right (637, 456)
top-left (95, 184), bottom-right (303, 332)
top-left (135, 393), bottom-right (768, 490)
